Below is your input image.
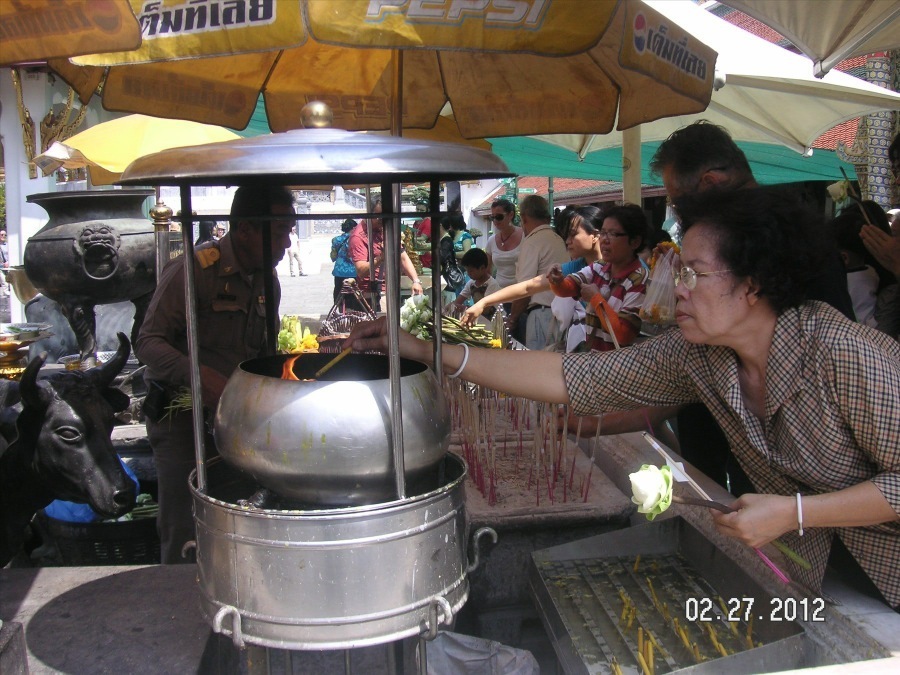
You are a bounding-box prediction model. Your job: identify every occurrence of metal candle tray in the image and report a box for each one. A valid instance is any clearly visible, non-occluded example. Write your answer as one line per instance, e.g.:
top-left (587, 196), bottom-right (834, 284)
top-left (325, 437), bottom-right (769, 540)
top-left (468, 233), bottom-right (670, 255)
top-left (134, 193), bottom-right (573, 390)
top-left (530, 517), bottom-right (811, 674)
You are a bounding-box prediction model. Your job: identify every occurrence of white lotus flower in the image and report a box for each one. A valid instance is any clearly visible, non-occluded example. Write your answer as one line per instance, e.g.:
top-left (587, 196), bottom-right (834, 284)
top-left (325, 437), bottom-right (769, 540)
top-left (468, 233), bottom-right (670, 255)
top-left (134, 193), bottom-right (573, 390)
top-left (628, 464), bottom-right (673, 520)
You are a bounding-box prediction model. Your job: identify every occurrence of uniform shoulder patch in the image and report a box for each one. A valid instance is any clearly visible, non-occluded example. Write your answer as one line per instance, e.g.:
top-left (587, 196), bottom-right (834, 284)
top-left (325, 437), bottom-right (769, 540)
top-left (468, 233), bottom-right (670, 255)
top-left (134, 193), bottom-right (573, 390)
top-left (195, 247), bottom-right (221, 269)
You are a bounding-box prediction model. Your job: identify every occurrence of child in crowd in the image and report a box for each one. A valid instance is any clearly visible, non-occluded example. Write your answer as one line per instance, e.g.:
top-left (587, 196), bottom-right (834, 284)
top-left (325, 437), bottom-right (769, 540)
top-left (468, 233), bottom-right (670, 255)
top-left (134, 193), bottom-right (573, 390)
top-left (451, 248), bottom-right (500, 323)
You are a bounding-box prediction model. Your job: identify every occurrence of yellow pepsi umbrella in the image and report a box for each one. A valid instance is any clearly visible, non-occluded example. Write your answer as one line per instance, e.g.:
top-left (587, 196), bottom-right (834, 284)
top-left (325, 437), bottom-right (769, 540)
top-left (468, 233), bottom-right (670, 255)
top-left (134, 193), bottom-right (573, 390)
top-left (47, 0), bottom-right (716, 140)
top-left (0, 0), bottom-right (141, 67)
top-left (32, 114), bottom-right (241, 185)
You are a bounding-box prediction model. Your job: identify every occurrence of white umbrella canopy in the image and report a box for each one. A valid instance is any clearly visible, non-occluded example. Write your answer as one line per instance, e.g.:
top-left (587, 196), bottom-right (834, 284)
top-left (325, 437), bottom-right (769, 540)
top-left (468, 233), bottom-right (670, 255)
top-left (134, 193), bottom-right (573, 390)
top-left (532, 0), bottom-right (900, 159)
top-left (721, 0), bottom-right (900, 77)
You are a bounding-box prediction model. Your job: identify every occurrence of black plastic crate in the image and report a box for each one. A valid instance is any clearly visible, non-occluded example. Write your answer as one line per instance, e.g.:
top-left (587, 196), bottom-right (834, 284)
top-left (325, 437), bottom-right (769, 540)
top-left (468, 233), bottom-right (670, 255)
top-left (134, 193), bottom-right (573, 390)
top-left (41, 514), bottom-right (160, 566)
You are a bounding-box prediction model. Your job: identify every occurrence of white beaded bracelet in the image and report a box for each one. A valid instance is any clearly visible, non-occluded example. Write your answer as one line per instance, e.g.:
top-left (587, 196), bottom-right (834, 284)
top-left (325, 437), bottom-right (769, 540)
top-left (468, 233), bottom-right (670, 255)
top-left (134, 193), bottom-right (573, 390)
top-left (796, 492), bottom-right (804, 537)
top-left (448, 343), bottom-right (470, 380)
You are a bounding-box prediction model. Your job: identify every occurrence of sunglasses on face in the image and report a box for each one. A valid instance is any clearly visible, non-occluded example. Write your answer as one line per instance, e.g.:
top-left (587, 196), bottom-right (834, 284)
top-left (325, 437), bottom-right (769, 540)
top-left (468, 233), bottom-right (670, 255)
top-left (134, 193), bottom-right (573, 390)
top-left (489, 213), bottom-right (508, 221)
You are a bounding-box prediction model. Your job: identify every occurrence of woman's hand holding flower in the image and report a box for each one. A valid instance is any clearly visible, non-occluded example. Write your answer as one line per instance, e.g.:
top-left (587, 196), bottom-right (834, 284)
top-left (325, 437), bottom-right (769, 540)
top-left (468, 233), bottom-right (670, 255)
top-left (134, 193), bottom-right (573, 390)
top-left (711, 493), bottom-right (797, 549)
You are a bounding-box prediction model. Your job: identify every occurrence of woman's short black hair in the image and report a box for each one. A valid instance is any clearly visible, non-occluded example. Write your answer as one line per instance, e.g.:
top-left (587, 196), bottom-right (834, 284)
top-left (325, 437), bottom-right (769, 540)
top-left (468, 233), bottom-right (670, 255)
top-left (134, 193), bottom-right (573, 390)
top-left (442, 213), bottom-right (467, 233)
top-left (601, 203), bottom-right (649, 254)
top-left (675, 187), bottom-right (825, 313)
top-left (341, 218), bottom-right (357, 233)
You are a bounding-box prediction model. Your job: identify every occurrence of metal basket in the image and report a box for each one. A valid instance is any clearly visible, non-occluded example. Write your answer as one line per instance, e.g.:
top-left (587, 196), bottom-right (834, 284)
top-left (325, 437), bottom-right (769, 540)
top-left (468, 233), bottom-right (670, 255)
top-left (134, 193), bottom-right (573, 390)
top-left (318, 310), bottom-right (371, 337)
top-left (316, 311), bottom-right (370, 354)
top-left (317, 279), bottom-right (378, 353)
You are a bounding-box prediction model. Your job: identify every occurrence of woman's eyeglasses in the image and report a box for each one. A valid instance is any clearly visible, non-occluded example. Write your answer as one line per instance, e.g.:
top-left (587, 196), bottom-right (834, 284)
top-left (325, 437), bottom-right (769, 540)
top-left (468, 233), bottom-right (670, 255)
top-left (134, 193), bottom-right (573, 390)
top-left (673, 266), bottom-right (732, 290)
top-left (597, 230), bottom-right (628, 240)
top-left (489, 214), bottom-right (507, 221)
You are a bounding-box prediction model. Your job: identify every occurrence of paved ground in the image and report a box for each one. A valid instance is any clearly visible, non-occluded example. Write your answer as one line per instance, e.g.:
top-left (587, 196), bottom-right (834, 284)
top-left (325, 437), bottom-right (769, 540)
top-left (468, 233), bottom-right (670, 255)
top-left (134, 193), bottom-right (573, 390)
top-left (275, 234), bottom-right (338, 319)
top-left (276, 234), bottom-right (434, 322)
top-left (0, 293), bottom-right (10, 324)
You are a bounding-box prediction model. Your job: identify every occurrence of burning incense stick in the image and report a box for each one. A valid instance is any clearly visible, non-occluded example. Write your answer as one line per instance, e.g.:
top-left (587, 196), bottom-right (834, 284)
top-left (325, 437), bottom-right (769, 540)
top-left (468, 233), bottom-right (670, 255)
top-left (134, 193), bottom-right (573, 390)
top-left (314, 346), bottom-right (351, 378)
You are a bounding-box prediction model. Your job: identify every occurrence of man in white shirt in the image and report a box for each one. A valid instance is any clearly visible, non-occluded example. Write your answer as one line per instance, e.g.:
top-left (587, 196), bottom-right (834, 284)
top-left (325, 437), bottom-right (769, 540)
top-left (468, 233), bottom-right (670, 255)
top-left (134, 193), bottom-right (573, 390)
top-left (509, 195), bottom-right (568, 349)
top-left (287, 225), bottom-right (305, 276)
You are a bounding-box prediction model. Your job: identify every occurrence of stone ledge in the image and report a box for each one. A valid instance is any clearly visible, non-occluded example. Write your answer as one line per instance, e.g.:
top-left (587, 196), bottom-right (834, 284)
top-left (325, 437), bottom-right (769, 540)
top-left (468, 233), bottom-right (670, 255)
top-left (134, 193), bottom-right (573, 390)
top-left (0, 621), bottom-right (29, 675)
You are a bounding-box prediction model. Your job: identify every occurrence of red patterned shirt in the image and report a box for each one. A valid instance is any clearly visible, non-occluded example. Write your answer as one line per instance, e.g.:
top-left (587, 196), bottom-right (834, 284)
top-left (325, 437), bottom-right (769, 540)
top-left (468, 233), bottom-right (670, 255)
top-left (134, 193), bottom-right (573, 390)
top-left (571, 258), bottom-right (648, 351)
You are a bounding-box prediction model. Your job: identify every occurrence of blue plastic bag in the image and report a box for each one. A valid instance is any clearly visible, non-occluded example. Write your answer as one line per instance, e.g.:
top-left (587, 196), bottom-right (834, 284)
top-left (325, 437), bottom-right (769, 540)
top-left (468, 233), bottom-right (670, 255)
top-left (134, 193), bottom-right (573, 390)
top-left (44, 459), bottom-right (140, 523)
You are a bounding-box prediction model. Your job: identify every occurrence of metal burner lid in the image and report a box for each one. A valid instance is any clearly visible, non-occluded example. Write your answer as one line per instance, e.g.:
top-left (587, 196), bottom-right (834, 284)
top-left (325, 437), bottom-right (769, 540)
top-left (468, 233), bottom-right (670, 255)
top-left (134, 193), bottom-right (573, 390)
top-left (118, 125), bottom-right (512, 187)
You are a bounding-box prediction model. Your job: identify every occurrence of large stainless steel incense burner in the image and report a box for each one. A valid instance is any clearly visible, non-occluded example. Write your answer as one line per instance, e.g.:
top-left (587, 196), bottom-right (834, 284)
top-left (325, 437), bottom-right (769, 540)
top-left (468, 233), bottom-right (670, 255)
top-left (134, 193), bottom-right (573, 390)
top-left (119, 103), bottom-right (511, 656)
top-left (214, 353), bottom-right (450, 505)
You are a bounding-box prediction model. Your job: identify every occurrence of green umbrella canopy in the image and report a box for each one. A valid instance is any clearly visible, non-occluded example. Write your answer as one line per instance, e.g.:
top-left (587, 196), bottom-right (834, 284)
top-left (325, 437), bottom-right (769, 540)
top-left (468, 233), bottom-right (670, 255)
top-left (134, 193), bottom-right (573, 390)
top-left (488, 137), bottom-right (858, 185)
top-left (240, 96), bottom-right (856, 186)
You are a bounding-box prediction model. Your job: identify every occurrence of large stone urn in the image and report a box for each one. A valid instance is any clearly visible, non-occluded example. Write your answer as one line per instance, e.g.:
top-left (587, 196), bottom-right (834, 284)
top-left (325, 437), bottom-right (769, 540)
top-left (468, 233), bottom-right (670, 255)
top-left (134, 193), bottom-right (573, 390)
top-left (24, 190), bottom-right (156, 363)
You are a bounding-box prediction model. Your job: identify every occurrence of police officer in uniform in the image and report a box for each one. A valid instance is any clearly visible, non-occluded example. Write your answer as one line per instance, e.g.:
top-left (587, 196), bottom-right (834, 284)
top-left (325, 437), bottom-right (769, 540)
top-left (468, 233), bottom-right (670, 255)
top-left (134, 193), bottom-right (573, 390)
top-left (136, 185), bottom-right (294, 563)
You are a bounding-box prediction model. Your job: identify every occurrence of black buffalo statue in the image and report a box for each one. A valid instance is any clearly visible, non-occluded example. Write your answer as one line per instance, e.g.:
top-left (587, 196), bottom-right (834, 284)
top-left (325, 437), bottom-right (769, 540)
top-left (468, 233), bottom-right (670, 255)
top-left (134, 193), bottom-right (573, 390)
top-left (0, 332), bottom-right (136, 566)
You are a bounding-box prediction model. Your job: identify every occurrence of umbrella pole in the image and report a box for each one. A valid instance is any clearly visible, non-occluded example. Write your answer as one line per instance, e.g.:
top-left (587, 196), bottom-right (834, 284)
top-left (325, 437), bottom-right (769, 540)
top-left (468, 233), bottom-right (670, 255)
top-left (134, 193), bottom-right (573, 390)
top-left (622, 127), bottom-right (642, 205)
top-left (391, 49), bottom-right (403, 138)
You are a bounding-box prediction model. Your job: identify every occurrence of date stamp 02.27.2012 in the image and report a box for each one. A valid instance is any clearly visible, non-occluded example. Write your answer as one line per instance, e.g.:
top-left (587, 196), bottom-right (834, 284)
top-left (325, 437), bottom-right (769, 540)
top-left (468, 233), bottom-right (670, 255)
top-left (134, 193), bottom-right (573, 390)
top-left (684, 596), bottom-right (826, 623)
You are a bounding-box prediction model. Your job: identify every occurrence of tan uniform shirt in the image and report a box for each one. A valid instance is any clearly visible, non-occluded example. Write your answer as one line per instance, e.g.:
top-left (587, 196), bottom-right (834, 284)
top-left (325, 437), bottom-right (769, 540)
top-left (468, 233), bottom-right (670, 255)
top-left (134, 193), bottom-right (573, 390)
top-left (136, 234), bottom-right (279, 388)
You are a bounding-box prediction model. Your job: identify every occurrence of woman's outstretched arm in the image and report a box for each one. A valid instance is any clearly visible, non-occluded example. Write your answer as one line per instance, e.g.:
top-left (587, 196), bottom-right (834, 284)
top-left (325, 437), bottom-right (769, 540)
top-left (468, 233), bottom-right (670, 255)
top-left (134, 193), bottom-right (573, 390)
top-left (345, 317), bottom-right (569, 403)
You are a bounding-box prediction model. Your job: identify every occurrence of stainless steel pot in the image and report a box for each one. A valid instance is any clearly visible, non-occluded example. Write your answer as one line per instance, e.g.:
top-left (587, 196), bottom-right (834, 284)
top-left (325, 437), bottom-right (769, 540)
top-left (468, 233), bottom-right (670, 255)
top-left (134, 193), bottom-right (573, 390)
top-left (191, 455), bottom-right (495, 649)
top-left (214, 353), bottom-right (450, 505)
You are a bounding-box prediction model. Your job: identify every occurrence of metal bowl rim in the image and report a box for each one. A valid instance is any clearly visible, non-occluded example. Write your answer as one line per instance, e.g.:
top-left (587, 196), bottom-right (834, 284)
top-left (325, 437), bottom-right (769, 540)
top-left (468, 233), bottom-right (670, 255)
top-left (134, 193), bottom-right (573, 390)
top-left (190, 454), bottom-right (468, 518)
